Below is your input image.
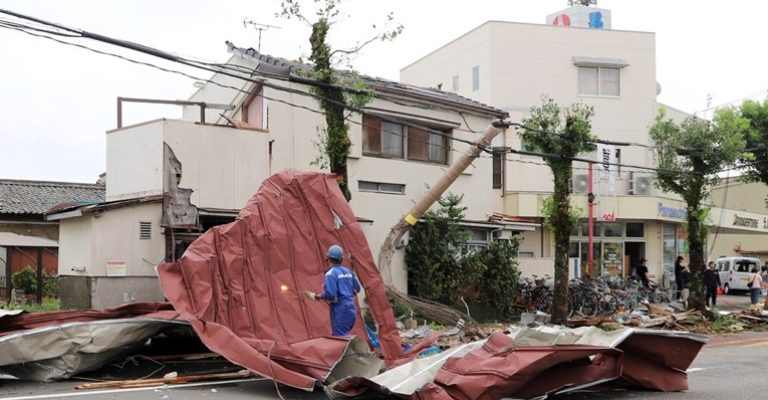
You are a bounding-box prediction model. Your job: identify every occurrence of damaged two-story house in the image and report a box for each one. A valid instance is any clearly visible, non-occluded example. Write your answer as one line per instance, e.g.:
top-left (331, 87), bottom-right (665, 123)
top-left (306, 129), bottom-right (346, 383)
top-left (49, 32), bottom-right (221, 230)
top-left (49, 43), bottom-right (540, 309)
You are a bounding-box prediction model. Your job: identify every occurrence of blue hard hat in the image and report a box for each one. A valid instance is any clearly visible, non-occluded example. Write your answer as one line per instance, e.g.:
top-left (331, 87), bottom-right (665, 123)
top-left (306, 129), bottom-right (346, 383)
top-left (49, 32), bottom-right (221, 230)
top-left (326, 244), bottom-right (344, 261)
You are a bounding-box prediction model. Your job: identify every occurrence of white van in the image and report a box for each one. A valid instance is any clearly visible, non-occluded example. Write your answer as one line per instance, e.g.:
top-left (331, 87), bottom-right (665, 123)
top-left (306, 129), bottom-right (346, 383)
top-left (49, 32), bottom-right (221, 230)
top-left (716, 256), bottom-right (761, 294)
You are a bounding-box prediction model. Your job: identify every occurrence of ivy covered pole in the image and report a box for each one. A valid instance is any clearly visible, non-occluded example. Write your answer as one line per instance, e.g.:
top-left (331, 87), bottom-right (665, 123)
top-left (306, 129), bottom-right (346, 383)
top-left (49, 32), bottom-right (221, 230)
top-left (308, 18), bottom-right (352, 199)
top-left (519, 97), bottom-right (597, 325)
top-left (279, 0), bottom-right (403, 201)
top-left (649, 108), bottom-right (748, 311)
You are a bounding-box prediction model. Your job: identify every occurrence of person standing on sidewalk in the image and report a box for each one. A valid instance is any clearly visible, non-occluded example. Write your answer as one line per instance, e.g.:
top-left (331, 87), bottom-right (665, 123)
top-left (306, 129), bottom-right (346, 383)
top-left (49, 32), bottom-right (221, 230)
top-left (703, 261), bottom-right (722, 307)
top-left (674, 256), bottom-right (685, 301)
top-left (748, 267), bottom-right (763, 312)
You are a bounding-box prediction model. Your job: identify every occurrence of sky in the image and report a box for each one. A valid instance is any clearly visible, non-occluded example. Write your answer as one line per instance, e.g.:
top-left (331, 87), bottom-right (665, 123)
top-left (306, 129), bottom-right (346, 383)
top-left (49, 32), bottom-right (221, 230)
top-left (1, 0), bottom-right (767, 183)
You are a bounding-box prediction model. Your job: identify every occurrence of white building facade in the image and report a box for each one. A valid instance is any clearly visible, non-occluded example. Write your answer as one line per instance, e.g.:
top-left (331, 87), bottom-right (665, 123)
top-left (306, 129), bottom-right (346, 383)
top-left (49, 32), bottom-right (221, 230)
top-left (51, 47), bottom-right (523, 308)
top-left (400, 4), bottom-right (768, 283)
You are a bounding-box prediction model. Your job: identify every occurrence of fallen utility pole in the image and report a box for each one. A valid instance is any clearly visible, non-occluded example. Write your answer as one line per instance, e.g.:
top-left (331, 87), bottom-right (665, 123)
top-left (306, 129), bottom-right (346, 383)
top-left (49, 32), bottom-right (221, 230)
top-left (378, 120), bottom-right (510, 323)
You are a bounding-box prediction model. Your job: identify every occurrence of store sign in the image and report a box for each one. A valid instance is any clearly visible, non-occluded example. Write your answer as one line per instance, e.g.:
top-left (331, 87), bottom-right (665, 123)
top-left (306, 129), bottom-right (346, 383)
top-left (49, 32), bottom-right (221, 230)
top-left (733, 214), bottom-right (759, 228)
top-left (596, 144), bottom-right (618, 221)
top-left (658, 203), bottom-right (687, 219)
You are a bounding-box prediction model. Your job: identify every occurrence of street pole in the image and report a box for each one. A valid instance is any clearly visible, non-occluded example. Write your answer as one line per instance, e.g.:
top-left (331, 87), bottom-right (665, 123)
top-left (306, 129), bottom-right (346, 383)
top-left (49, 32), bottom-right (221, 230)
top-left (588, 162), bottom-right (594, 276)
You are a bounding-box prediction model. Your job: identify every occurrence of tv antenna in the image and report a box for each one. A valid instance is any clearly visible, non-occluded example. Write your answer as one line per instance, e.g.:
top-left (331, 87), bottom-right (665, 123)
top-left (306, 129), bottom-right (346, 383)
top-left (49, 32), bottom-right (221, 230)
top-left (569, 0), bottom-right (597, 6)
top-left (242, 19), bottom-right (281, 52)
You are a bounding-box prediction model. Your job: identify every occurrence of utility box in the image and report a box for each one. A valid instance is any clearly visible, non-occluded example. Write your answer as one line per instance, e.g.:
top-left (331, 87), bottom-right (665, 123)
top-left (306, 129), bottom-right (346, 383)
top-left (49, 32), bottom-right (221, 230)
top-left (546, 5), bottom-right (612, 29)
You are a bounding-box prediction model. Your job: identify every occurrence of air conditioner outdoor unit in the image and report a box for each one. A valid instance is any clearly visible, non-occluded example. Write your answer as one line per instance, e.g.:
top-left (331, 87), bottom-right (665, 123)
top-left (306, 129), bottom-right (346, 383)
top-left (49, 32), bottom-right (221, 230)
top-left (571, 174), bottom-right (589, 193)
top-left (629, 172), bottom-right (652, 195)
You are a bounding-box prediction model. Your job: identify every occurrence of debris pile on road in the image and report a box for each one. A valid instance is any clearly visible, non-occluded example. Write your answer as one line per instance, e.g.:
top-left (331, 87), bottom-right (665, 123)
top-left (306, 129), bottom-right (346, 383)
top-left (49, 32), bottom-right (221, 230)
top-left (0, 172), bottom-right (714, 399)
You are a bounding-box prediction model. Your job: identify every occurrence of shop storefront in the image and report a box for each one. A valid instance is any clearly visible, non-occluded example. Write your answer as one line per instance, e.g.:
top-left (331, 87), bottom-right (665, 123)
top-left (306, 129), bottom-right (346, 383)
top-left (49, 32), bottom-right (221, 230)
top-left (568, 221), bottom-right (647, 279)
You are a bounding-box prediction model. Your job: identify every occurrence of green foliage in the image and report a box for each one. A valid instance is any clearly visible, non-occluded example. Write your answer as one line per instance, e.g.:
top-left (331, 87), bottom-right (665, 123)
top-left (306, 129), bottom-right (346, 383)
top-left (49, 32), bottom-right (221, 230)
top-left (733, 99), bottom-right (768, 204)
top-left (474, 239), bottom-right (521, 319)
top-left (519, 96), bottom-right (596, 324)
top-left (405, 194), bottom-right (521, 318)
top-left (11, 266), bottom-right (36, 294)
top-left (649, 108), bottom-right (748, 197)
top-left (17, 297), bottom-right (61, 312)
top-left (405, 193), bottom-right (469, 302)
top-left (540, 195), bottom-right (581, 231)
top-left (649, 108), bottom-right (748, 311)
top-left (278, 0), bottom-right (402, 201)
top-left (43, 272), bottom-right (59, 298)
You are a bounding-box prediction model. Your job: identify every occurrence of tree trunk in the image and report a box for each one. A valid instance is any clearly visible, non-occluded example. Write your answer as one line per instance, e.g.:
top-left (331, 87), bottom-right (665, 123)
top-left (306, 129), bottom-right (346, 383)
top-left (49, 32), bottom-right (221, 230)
top-left (687, 161), bottom-right (706, 311)
top-left (550, 164), bottom-right (572, 324)
top-left (310, 20), bottom-right (352, 201)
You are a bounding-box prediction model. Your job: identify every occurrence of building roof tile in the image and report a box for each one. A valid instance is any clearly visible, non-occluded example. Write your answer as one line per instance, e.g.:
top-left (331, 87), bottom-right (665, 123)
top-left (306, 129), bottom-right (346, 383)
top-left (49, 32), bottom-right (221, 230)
top-left (0, 179), bottom-right (105, 215)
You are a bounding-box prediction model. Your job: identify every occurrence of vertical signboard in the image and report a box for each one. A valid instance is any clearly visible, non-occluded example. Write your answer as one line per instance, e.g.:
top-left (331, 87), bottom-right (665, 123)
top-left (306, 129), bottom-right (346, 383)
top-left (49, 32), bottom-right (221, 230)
top-left (596, 144), bottom-right (618, 222)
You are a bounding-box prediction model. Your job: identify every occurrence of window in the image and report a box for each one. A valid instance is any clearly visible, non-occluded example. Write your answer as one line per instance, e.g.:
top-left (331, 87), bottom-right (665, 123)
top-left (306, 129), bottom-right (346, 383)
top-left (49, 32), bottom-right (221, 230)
top-left (452, 75), bottom-right (460, 91)
top-left (243, 87), bottom-right (267, 129)
top-left (578, 66), bottom-right (620, 96)
top-left (362, 115), bottom-right (450, 164)
top-left (358, 180), bottom-right (405, 195)
top-left (603, 223), bottom-right (622, 237)
top-left (626, 222), bottom-right (644, 238)
top-left (492, 149), bottom-right (504, 189)
top-left (518, 251), bottom-right (535, 258)
top-left (472, 65), bottom-right (480, 91)
top-left (139, 221), bottom-right (152, 240)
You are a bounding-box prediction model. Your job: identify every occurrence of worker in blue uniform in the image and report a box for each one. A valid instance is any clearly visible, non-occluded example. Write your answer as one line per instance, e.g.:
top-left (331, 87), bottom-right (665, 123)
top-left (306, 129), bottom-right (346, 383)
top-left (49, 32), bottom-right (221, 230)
top-left (305, 244), bottom-right (361, 336)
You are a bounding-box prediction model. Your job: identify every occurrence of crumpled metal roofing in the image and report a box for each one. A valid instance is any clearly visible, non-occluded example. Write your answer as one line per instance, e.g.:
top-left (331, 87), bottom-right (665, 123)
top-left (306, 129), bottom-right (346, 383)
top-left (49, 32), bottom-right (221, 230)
top-left (157, 170), bottom-right (401, 390)
top-left (329, 326), bottom-right (706, 400)
top-left (0, 303), bottom-right (183, 381)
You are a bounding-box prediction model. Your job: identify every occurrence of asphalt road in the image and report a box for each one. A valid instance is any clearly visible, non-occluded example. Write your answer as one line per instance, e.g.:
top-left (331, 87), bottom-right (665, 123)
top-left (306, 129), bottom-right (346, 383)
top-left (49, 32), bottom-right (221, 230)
top-left (0, 294), bottom-right (765, 400)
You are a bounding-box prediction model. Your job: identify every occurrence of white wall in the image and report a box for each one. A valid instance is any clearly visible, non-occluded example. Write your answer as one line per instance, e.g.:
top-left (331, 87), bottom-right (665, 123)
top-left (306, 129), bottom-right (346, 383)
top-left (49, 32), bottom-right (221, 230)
top-left (106, 119), bottom-right (270, 210)
top-left (58, 216), bottom-right (94, 276)
top-left (106, 121), bottom-right (164, 201)
top-left (401, 21), bottom-right (658, 196)
top-left (163, 121), bottom-right (270, 210)
top-left (59, 203), bottom-right (164, 278)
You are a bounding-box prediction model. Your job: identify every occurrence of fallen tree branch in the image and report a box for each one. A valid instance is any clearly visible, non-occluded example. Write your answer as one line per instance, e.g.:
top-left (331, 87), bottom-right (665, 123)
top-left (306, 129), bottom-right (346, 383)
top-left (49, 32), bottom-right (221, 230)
top-left (387, 285), bottom-right (475, 327)
top-left (75, 370), bottom-right (251, 390)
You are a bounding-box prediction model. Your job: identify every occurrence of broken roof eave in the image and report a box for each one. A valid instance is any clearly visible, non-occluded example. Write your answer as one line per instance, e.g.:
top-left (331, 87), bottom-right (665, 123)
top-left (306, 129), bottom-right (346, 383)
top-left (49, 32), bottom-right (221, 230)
top-left (46, 195), bottom-right (165, 221)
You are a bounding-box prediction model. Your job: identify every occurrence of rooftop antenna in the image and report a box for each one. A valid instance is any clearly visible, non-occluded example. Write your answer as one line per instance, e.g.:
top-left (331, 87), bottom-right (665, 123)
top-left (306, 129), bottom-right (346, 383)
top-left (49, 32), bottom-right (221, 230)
top-left (242, 19), bottom-right (281, 52)
top-left (569, 0), bottom-right (597, 6)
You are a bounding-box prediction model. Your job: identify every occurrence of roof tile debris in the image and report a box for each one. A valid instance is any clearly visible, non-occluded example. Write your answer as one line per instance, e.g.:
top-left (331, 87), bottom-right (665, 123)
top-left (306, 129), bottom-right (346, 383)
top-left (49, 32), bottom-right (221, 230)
top-left (0, 179), bottom-right (105, 215)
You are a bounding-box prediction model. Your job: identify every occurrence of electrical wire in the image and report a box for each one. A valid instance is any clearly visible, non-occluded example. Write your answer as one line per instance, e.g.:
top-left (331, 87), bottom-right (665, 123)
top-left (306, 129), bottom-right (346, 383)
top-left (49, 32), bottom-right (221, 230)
top-left (0, 10), bottom-right (730, 178)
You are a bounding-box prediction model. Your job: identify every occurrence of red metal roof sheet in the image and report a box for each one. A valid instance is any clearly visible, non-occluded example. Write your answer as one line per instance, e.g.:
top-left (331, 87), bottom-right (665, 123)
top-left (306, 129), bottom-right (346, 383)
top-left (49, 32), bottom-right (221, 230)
top-left (157, 170), bottom-right (401, 390)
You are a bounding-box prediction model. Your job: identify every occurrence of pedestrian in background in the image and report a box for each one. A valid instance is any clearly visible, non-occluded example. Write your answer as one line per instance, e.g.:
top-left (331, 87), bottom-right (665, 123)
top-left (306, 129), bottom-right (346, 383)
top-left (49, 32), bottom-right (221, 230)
top-left (636, 258), bottom-right (650, 288)
top-left (749, 266), bottom-right (763, 311)
top-left (681, 265), bottom-right (692, 309)
top-left (674, 256), bottom-right (685, 300)
top-left (703, 261), bottom-right (722, 308)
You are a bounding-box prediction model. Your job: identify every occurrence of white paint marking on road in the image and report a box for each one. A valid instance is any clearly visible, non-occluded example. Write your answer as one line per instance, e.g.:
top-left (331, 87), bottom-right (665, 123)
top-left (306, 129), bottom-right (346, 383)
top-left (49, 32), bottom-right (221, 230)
top-left (0, 377), bottom-right (266, 400)
top-left (686, 367), bottom-right (706, 373)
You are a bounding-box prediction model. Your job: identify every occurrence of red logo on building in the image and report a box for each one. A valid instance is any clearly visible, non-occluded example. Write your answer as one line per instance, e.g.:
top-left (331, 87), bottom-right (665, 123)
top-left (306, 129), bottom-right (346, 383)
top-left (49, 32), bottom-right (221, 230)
top-left (552, 14), bottom-right (571, 26)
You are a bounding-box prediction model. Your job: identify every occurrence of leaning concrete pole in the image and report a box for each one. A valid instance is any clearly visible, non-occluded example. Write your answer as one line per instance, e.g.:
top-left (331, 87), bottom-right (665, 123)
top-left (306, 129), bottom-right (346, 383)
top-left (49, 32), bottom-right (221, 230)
top-left (378, 120), bottom-right (510, 284)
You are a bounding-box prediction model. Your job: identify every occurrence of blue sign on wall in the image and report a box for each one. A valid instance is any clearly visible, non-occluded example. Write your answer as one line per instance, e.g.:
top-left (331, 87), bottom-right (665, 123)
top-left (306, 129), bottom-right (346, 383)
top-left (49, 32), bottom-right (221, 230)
top-left (589, 12), bottom-right (604, 29)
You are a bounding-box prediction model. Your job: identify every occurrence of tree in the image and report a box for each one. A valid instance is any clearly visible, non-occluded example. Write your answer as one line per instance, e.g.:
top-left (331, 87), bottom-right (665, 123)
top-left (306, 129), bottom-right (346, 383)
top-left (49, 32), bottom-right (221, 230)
top-left (405, 193), bottom-right (470, 303)
top-left (519, 97), bottom-right (596, 324)
top-left (735, 99), bottom-right (768, 200)
top-left (405, 193), bottom-right (522, 319)
top-left (649, 108), bottom-right (748, 311)
top-left (279, 0), bottom-right (403, 200)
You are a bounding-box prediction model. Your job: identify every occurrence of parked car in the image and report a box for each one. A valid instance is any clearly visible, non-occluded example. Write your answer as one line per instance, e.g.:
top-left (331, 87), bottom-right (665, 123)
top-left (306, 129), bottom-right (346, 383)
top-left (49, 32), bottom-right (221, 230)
top-left (716, 256), bottom-right (761, 294)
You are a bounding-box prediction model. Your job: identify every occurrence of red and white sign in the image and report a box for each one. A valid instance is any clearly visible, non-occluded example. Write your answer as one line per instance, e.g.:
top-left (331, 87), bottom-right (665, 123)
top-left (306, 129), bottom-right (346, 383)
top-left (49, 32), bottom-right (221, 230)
top-left (552, 14), bottom-right (571, 26)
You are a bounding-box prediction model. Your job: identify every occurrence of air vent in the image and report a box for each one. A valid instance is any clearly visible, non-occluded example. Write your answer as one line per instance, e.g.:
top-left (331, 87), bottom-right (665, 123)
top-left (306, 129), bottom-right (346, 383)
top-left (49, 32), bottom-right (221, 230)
top-left (629, 172), bottom-right (652, 195)
top-left (571, 174), bottom-right (589, 193)
top-left (139, 221), bottom-right (152, 240)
